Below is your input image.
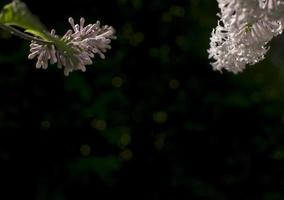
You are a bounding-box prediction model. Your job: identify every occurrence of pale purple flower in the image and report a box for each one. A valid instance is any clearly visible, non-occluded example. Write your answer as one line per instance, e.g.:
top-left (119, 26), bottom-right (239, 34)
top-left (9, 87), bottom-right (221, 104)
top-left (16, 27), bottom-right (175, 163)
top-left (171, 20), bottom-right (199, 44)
top-left (28, 30), bottom-right (57, 69)
top-left (28, 17), bottom-right (116, 76)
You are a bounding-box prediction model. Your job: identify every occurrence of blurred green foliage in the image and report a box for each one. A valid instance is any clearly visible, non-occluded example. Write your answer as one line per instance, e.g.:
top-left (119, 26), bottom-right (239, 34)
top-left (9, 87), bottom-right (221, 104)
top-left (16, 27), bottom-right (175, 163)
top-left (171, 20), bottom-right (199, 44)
top-left (1, 0), bottom-right (284, 199)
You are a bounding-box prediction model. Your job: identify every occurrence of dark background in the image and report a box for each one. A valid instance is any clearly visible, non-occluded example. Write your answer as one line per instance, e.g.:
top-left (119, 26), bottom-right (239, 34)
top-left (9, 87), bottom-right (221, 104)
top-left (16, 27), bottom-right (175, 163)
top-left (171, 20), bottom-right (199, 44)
top-left (1, 0), bottom-right (284, 199)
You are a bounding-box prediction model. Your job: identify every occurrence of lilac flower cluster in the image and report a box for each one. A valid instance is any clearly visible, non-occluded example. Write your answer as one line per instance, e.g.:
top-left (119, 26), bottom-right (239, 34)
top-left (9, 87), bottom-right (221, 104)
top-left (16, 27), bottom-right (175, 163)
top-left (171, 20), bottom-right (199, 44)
top-left (28, 17), bottom-right (116, 76)
top-left (208, 0), bottom-right (284, 73)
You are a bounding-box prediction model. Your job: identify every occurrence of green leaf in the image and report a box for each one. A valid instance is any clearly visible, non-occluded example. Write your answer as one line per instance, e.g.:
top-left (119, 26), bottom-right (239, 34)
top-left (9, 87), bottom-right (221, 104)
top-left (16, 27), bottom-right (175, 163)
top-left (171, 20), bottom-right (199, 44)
top-left (48, 35), bottom-right (80, 67)
top-left (0, 0), bottom-right (48, 40)
top-left (0, 0), bottom-right (79, 67)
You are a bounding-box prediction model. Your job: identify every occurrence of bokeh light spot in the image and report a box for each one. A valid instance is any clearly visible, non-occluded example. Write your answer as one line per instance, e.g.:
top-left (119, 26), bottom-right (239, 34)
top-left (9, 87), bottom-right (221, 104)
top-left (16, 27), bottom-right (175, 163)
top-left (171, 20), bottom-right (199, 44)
top-left (41, 120), bottom-right (50, 129)
top-left (155, 134), bottom-right (165, 150)
top-left (169, 79), bottom-right (180, 89)
top-left (153, 111), bottom-right (168, 124)
top-left (112, 76), bottom-right (123, 88)
top-left (120, 132), bottom-right (131, 147)
top-left (91, 119), bottom-right (107, 131)
top-left (273, 150), bottom-right (284, 160)
top-left (120, 149), bottom-right (133, 161)
top-left (130, 32), bottom-right (144, 46)
top-left (170, 6), bottom-right (185, 17)
top-left (80, 144), bottom-right (91, 157)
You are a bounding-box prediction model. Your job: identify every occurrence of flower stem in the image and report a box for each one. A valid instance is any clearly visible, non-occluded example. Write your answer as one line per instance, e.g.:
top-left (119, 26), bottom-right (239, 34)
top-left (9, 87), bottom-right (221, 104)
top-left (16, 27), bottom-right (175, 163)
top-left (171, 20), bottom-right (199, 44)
top-left (0, 24), bottom-right (52, 45)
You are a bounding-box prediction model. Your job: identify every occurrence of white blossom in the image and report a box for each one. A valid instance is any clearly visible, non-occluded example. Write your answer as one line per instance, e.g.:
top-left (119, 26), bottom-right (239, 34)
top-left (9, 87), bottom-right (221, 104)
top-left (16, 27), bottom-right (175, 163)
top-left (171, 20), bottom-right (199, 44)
top-left (208, 0), bottom-right (284, 73)
top-left (28, 17), bottom-right (116, 76)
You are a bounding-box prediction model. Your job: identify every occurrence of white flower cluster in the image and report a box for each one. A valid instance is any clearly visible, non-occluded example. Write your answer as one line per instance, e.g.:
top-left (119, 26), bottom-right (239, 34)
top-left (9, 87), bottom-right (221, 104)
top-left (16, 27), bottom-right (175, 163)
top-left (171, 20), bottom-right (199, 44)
top-left (28, 17), bottom-right (116, 76)
top-left (208, 0), bottom-right (284, 73)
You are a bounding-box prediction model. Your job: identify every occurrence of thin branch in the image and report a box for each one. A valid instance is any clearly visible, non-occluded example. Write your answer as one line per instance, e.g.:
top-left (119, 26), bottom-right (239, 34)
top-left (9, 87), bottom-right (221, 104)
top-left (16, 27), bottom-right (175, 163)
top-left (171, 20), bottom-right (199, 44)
top-left (0, 24), bottom-right (53, 45)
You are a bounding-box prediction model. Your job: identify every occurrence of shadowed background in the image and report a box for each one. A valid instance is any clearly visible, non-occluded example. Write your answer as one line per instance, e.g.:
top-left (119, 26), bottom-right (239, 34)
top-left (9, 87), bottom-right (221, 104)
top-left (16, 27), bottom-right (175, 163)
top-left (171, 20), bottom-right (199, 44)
top-left (1, 0), bottom-right (284, 199)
